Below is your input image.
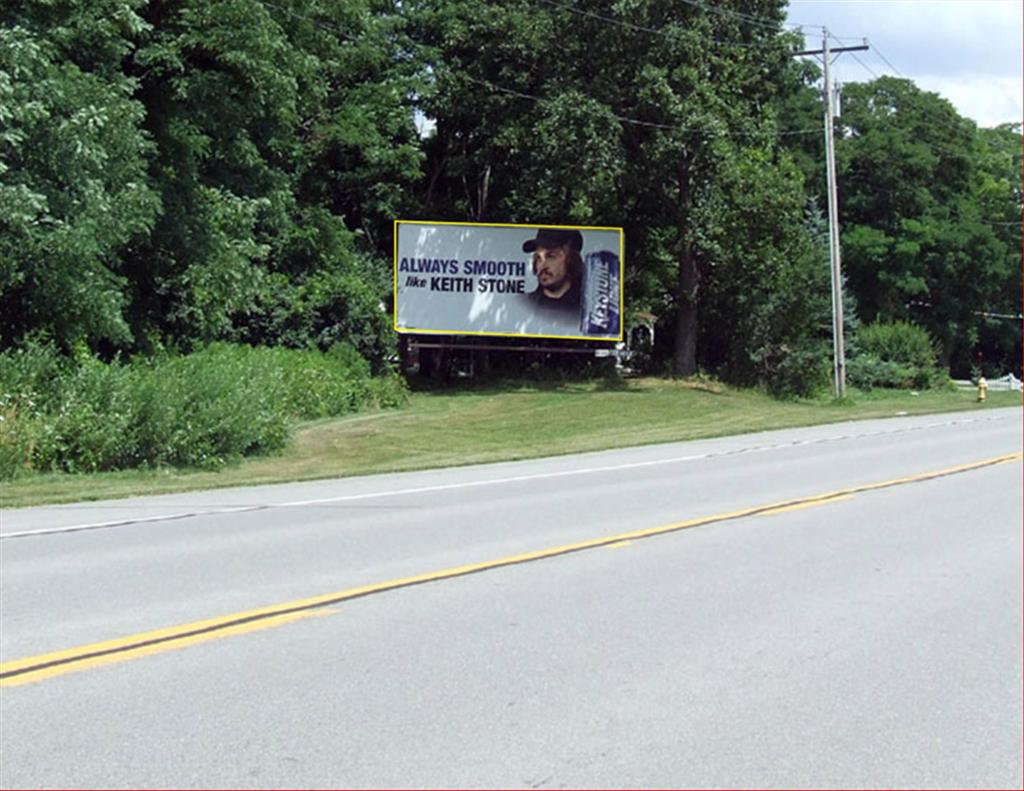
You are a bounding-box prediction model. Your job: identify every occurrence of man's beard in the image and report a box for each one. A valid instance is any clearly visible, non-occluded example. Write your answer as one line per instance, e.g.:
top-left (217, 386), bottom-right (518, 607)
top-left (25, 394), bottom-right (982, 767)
top-left (539, 271), bottom-right (568, 292)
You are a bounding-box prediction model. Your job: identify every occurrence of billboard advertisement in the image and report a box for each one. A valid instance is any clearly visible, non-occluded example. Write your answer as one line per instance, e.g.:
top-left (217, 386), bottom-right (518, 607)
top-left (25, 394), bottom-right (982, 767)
top-left (394, 220), bottom-right (623, 341)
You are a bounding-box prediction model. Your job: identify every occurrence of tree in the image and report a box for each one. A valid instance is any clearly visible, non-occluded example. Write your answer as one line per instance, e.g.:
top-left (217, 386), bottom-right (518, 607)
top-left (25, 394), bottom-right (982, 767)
top-left (837, 77), bottom-right (1017, 372)
top-left (970, 123), bottom-right (1022, 375)
top-left (123, 0), bottom-right (422, 359)
top-left (0, 1), bottom-right (159, 350)
top-left (699, 153), bottom-right (836, 394)
top-left (411, 0), bottom-right (805, 376)
top-left (1, 0), bottom-right (425, 363)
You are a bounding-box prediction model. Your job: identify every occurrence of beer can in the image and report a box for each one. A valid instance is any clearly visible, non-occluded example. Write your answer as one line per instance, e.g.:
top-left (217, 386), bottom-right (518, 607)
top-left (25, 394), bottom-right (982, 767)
top-left (580, 250), bottom-right (620, 337)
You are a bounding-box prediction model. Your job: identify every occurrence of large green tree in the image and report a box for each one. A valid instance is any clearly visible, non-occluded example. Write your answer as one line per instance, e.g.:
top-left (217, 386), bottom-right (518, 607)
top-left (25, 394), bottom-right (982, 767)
top-left (412, 0), bottom-right (819, 380)
top-left (970, 123), bottom-right (1022, 375)
top-left (126, 0), bottom-right (422, 361)
top-left (0, 0), bottom-right (159, 349)
top-left (837, 77), bottom-right (1018, 372)
top-left (1, 0), bottom-right (423, 366)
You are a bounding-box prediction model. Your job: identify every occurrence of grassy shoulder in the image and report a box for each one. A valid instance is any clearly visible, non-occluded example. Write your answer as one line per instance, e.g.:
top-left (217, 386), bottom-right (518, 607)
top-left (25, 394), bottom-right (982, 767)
top-left (2, 378), bottom-right (1019, 508)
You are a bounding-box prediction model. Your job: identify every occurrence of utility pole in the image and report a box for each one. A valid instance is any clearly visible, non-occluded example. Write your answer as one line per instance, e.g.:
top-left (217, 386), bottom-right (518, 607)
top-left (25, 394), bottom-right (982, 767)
top-left (793, 31), bottom-right (868, 399)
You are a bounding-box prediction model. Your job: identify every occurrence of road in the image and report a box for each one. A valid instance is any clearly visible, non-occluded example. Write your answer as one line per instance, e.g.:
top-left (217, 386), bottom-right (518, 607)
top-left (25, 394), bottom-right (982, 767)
top-left (1, 408), bottom-right (1021, 789)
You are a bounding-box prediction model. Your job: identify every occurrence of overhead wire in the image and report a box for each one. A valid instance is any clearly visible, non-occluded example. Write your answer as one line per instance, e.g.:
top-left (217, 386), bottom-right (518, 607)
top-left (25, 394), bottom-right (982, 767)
top-left (266, 1), bottom-right (1018, 171)
top-left (461, 75), bottom-right (821, 137)
top-left (869, 42), bottom-right (907, 79)
top-left (794, 31), bottom-right (1005, 151)
top-left (508, 9), bottom-right (1020, 227)
top-left (262, 0), bottom-right (826, 141)
top-left (671, 0), bottom-right (812, 32)
top-left (848, 52), bottom-right (880, 82)
top-left (829, 31), bottom-right (1019, 143)
top-left (792, 31), bottom-right (1020, 227)
top-left (533, 0), bottom-right (806, 48)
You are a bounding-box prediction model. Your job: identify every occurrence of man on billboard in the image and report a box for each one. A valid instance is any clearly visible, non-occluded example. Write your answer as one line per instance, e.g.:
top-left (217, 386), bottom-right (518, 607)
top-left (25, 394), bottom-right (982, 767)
top-left (522, 228), bottom-right (584, 313)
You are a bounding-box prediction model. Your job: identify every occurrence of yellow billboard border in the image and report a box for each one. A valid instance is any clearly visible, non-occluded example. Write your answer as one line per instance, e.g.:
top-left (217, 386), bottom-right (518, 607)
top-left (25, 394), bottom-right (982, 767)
top-left (393, 219), bottom-right (625, 343)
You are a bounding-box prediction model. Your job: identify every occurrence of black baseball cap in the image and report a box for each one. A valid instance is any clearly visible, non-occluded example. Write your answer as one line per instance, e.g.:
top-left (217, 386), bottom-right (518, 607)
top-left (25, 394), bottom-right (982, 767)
top-left (522, 227), bottom-right (583, 253)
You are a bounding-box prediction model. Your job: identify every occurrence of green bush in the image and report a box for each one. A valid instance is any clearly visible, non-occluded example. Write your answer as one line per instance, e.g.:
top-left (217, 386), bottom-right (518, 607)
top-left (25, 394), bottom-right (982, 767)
top-left (271, 342), bottom-right (372, 419)
top-left (0, 337), bottom-right (68, 413)
top-left (126, 346), bottom-right (291, 470)
top-left (37, 356), bottom-right (139, 472)
top-left (0, 404), bottom-right (38, 479)
top-left (750, 341), bottom-right (832, 398)
top-left (849, 322), bottom-right (947, 390)
top-left (0, 341), bottom-right (408, 477)
top-left (366, 371), bottom-right (412, 408)
top-left (856, 321), bottom-right (938, 368)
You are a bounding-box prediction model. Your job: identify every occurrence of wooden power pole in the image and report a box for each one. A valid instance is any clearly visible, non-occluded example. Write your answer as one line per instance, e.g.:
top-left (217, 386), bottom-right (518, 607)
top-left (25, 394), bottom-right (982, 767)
top-left (794, 31), bottom-right (868, 398)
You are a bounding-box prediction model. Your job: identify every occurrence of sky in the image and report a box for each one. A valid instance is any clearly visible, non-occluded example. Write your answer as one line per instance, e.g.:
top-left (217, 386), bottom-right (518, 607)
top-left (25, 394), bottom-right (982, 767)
top-left (785, 0), bottom-right (1023, 128)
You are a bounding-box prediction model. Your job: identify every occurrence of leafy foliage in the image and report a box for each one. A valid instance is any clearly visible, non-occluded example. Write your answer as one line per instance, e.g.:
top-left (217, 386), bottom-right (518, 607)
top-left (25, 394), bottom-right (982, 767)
top-left (848, 321), bottom-right (947, 390)
top-left (835, 79), bottom-right (1018, 374)
top-left (1, 0), bottom-right (418, 364)
top-left (0, 6), bottom-right (160, 348)
top-left (1, 0), bottom-right (1020, 482)
top-left (0, 340), bottom-right (407, 477)
top-left (412, 0), bottom-right (813, 378)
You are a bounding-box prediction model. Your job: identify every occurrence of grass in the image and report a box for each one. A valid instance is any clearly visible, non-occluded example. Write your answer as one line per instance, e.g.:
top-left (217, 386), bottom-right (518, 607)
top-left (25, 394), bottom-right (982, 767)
top-left (2, 378), bottom-right (1019, 508)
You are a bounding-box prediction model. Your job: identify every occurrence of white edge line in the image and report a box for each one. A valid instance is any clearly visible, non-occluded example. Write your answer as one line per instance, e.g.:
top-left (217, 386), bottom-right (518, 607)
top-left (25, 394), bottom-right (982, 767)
top-left (2, 413), bottom-right (1014, 539)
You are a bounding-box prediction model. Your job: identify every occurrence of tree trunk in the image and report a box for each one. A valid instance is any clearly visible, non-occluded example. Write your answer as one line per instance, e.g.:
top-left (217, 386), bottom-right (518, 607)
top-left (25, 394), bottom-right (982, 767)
top-left (672, 157), bottom-right (698, 377)
top-left (425, 138), bottom-right (447, 209)
top-left (476, 164), bottom-right (491, 221)
top-left (672, 242), bottom-right (698, 376)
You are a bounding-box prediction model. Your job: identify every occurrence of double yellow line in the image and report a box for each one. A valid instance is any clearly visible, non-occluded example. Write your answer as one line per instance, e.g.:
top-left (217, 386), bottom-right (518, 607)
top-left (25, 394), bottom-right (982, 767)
top-left (2, 451), bottom-right (1019, 687)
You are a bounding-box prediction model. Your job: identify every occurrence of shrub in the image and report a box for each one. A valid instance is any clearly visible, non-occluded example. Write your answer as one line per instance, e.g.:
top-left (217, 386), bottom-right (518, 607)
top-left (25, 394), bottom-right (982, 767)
top-left (0, 404), bottom-right (38, 479)
top-left (271, 342), bottom-right (372, 419)
top-left (856, 321), bottom-right (938, 369)
top-left (849, 322), bottom-right (947, 390)
top-left (36, 356), bottom-right (139, 472)
top-left (126, 346), bottom-right (290, 470)
top-left (0, 342), bottom-right (408, 478)
top-left (0, 337), bottom-right (68, 413)
top-left (847, 355), bottom-right (908, 389)
top-left (750, 341), bottom-right (832, 398)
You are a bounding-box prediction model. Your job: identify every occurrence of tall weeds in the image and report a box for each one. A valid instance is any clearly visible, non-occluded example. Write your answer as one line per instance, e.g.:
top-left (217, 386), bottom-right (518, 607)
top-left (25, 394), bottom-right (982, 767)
top-left (0, 342), bottom-right (406, 478)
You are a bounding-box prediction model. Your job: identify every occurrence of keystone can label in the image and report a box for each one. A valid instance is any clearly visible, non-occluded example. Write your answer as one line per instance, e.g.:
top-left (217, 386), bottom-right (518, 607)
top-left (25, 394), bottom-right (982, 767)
top-left (580, 250), bottom-right (621, 337)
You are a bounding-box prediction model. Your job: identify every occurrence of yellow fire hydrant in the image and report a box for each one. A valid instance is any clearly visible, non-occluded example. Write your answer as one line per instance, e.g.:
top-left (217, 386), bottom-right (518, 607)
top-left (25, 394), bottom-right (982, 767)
top-left (977, 376), bottom-right (988, 402)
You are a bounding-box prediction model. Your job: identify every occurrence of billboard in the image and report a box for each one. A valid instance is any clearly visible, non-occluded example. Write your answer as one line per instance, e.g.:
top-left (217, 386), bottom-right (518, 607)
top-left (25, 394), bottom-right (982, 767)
top-left (394, 220), bottom-right (623, 341)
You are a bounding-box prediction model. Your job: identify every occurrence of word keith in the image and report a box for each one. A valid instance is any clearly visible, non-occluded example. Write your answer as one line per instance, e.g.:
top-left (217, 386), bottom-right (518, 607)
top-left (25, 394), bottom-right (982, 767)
top-left (405, 275), bottom-right (525, 294)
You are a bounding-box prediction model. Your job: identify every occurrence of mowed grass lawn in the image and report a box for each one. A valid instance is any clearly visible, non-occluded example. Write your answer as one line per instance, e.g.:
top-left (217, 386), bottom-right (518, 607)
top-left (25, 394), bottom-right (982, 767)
top-left (3, 377), bottom-right (1020, 508)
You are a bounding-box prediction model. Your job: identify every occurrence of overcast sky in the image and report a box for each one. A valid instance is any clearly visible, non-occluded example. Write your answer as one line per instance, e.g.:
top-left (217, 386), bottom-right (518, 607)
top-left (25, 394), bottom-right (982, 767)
top-left (785, 0), bottom-right (1023, 128)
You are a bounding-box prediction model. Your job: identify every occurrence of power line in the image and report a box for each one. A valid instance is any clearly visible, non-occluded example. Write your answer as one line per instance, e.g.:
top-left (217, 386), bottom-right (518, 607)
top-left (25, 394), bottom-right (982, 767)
top-left (265, 0), bottom-right (823, 141)
top-left (829, 33), bottom-right (1020, 147)
top-left (533, 0), bottom-right (805, 48)
top-left (803, 32), bottom-right (1021, 163)
top-left (265, 1), bottom-right (1019, 161)
top-left (263, 1), bottom-right (364, 44)
top-left (855, 38), bottom-right (1010, 148)
top-left (220, 3), bottom-right (1024, 263)
top-left (849, 51), bottom-right (880, 81)
top-left (869, 41), bottom-right (906, 78)
top-left (535, 0), bottom-right (669, 37)
top-left (461, 75), bottom-right (821, 138)
top-left (672, 0), bottom-right (813, 32)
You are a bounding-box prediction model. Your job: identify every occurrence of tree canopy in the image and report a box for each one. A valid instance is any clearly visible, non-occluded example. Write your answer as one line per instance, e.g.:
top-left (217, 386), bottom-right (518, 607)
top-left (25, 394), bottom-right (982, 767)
top-left (1, 0), bottom-right (1019, 384)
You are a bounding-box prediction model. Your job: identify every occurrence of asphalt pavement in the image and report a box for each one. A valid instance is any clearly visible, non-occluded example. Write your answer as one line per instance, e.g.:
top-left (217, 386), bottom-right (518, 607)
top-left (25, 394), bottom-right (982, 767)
top-left (1, 408), bottom-right (1021, 788)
